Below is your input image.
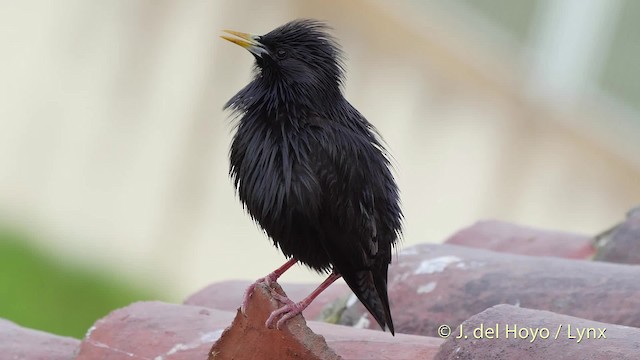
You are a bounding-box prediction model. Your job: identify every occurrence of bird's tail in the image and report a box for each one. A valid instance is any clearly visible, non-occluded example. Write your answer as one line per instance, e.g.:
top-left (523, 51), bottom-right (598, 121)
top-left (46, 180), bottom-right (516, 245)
top-left (342, 269), bottom-right (394, 335)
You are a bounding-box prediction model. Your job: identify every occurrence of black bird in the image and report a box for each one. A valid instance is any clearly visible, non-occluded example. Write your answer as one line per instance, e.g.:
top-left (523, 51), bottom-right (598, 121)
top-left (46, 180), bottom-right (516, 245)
top-left (221, 19), bottom-right (402, 334)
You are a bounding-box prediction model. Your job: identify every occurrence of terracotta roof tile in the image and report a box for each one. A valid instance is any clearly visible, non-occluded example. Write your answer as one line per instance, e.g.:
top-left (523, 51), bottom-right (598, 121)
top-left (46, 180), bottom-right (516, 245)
top-left (338, 243), bottom-right (640, 335)
top-left (0, 318), bottom-right (80, 360)
top-left (594, 208), bottom-right (640, 264)
top-left (445, 220), bottom-right (595, 258)
top-left (436, 304), bottom-right (640, 359)
top-left (3, 220), bottom-right (639, 359)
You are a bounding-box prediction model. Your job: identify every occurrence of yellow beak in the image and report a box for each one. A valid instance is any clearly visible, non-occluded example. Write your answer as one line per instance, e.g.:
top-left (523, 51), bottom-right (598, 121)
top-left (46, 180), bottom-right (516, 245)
top-left (221, 29), bottom-right (268, 57)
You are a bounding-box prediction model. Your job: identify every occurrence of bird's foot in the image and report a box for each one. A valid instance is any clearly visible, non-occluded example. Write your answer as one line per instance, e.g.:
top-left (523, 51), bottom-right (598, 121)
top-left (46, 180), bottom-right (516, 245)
top-left (265, 300), bottom-right (308, 330)
top-left (263, 272), bottom-right (341, 330)
top-left (240, 259), bottom-right (298, 314)
top-left (240, 273), bottom-right (278, 314)
top-left (270, 287), bottom-right (295, 306)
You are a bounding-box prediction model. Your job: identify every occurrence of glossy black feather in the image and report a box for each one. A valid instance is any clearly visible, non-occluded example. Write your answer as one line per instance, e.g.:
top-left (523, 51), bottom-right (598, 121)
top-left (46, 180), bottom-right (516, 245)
top-left (224, 19), bottom-right (402, 333)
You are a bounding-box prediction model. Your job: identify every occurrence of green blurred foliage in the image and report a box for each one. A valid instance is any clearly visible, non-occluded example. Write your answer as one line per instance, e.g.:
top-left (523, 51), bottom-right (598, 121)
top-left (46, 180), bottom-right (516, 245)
top-left (600, 0), bottom-right (640, 110)
top-left (0, 226), bottom-right (157, 339)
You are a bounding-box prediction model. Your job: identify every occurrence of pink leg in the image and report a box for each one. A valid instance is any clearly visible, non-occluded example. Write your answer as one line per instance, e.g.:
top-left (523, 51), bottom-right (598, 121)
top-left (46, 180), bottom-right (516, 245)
top-left (266, 272), bottom-right (342, 329)
top-left (241, 258), bottom-right (297, 314)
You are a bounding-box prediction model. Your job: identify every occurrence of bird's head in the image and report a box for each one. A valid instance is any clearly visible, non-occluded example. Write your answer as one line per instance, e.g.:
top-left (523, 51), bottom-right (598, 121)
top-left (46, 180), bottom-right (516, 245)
top-left (222, 19), bottom-right (345, 113)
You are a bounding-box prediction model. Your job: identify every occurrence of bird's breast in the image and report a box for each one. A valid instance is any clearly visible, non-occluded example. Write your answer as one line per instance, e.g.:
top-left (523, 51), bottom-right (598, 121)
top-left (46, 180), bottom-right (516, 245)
top-left (231, 120), bottom-right (320, 227)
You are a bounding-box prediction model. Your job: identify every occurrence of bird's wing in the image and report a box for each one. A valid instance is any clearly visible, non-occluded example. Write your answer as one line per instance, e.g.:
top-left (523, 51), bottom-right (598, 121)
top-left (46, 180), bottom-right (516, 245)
top-left (304, 118), bottom-right (382, 263)
top-left (304, 116), bottom-right (396, 333)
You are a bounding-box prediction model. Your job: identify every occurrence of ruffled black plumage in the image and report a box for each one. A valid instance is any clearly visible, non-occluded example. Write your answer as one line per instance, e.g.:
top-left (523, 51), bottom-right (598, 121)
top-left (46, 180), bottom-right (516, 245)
top-left (224, 19), bottom-right (402, 334)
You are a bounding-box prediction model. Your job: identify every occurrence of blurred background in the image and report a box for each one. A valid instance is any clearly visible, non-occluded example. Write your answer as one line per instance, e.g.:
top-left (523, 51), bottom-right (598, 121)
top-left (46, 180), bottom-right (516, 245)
top-left (1, 0), bottom-right (638, 338)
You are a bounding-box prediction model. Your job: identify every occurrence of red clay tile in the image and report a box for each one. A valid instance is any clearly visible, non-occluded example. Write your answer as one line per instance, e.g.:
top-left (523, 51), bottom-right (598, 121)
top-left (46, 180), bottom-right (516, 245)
top-left (445, 220), bottom-right (595, 259)
top-left (594, 207), bottom-right (640, 264)
top-left (435, 304), bottom-right (640, 360)
top-left (210, 282), bottom-right (443, 360)
top-left (339, 243), bottom-right (640, 336)
top-left (76, 301), bottom-right (231, 359)
top-left (74, 285), bottom-right (441, 360)
top-left (311, 322), bottom-right (443, 360)
top-left (210, 282), bottom-right (341, 360)
top-left (0, 318), bottom-right (80, 360)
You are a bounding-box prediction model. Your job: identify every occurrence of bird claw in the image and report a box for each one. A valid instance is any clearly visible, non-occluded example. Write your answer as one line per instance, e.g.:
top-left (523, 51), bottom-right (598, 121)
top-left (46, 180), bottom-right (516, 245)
top-left (265, 302), bottom-right (304, 329)
top-left (270, 287), bottom-right (295, 306)
top-left (242, 274), bottom-right (299, 328)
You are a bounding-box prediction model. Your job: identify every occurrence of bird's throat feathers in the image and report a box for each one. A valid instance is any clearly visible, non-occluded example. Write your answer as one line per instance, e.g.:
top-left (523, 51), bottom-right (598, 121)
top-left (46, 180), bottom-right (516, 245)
top-left (225, 74), bottom-right (345, 122)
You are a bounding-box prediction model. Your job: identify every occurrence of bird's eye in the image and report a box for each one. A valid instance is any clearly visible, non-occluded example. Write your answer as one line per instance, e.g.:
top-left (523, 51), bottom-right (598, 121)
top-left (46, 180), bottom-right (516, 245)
top-left (276, 48), bottom-right (287, 59)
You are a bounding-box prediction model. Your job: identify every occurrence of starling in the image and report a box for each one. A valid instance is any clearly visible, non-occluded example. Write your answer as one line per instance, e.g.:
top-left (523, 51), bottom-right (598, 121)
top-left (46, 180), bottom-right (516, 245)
top-left (221, 19), bottom-right (402, 334)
